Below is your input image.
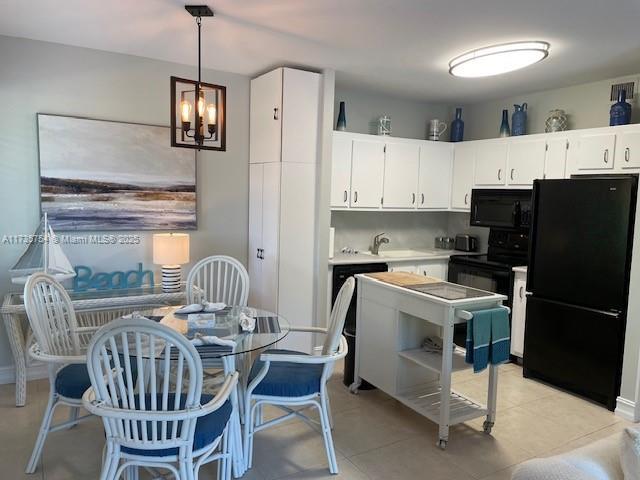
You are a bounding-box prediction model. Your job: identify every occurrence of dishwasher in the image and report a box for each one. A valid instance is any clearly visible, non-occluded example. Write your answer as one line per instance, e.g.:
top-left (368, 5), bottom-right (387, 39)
top-left (332, 262), bottom-right (388, 388)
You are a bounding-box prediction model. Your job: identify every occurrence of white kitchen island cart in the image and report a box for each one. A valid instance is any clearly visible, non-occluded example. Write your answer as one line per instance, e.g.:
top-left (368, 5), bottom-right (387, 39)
top-left (352, 273), bottom-right (509, 449)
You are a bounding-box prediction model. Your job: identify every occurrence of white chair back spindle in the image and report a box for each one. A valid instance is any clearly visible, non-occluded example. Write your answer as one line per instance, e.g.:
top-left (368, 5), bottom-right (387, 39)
top-left (322, 277), bottom-right (355, 356)
top-left (24, 272), bottom-right (81, 358)
top-left (86, 318), bottom-right (203, 453)
top-left (186, 256), bottom-right (249, 306)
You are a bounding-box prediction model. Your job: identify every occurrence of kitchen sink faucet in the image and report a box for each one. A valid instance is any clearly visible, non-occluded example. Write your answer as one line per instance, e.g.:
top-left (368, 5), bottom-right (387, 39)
top-left (371, 232), bottom-right (390, 255)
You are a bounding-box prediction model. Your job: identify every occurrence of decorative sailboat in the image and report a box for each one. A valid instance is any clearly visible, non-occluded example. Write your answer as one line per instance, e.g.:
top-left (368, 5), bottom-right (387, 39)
top-left (9, 213), bottom-right (76, 284)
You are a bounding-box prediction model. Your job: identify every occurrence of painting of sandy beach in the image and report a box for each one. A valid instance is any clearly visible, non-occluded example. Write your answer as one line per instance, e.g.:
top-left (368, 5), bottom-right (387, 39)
top-left (38, 114), bottom-right (196, 231)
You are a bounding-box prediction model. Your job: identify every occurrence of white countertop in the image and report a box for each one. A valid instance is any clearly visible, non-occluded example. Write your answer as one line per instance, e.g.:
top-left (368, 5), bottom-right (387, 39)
top-left (328, 248), bottom-right (476, 265)
top-left (512, 266), bottom-right (528, 273)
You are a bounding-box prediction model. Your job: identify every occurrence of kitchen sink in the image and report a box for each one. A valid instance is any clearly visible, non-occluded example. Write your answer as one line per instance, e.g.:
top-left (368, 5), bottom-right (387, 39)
top-left (364, 249), bottom-right (432, 258)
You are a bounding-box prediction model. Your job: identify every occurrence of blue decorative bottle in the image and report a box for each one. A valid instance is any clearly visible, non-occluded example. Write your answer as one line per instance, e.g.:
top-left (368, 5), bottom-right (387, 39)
top-left (499, 109), bottom-right (510, 137)
top-left (610, 90), bottom-right (632, 126)
top-left (512, 103), bottom-right (527, 136)
top-left (336, 101), bottom-right (347, 131)
top-left (450, 107), bottom-right (464, 142)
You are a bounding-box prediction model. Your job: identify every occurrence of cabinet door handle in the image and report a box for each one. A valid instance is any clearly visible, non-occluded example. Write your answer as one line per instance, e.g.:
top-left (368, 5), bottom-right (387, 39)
top-left (257, 248), bottom-right (261, 259)
top-left (510, 168), bottom-right (515, 181)
top-left (519, 286), bottom-right (524, 299)
top-left (343, 190), bottom-right (348, 202)
top-left (464, 193), bottom-right (469, 205)
top-left (625, 147), bottom-right (630, 162)
top-left (412, 193), bottom-right (416, 204)
top-left (353, 191), bottom-right (358, 203)
top-left (498, 168), bottom-right (502, 181)
top-left (273, 107), bottom-right (279, 120)
top-left (421, 193), bottom-right (425, 205)
top-left (604, 149), bottom-right (609, 163)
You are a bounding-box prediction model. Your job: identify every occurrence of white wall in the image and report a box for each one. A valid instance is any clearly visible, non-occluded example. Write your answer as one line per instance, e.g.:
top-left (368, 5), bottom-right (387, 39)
top-left (464, 73), bottom-right (640, 140)
top-left (331, 211), bottom-right (450, 253)
top-left (0, 36), bottom-right (250, 368)
top-left (334, 86), bottom-right (453, 140)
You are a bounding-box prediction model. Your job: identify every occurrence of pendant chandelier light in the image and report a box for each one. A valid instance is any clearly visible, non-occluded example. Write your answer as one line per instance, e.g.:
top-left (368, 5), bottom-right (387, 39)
top-left (171, 5), bottom-right (226, 151)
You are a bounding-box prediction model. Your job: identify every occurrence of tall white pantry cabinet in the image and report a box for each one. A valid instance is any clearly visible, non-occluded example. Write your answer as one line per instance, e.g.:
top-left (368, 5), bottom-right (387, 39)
top-left (248, 67), bottom-right (321, 353)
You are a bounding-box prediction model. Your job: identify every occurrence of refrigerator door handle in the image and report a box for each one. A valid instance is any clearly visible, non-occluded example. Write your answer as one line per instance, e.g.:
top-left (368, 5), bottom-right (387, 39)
top-left (526, 295), bottom-right (622, 318)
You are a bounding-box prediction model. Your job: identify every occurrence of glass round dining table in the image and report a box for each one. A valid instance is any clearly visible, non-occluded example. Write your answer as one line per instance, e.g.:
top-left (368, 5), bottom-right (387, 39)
top-left (144, 305), bottom-right (291, 359)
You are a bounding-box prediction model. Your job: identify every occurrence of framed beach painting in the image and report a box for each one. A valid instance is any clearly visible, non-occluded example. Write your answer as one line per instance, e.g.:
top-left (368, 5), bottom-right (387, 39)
top-left (37, 114), bottom-right (196, 231)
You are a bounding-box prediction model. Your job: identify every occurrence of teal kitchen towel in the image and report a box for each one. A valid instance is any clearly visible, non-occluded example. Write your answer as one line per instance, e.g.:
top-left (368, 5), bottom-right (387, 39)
top-left (465, 308), bottom-right (510, 373)
top-left (490, 307), bottom-right (510, 365)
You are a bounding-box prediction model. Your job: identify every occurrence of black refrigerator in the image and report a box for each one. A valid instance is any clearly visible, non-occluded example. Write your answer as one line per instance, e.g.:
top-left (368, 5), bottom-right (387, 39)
top-left (524, 176), bottom-right (637, 410)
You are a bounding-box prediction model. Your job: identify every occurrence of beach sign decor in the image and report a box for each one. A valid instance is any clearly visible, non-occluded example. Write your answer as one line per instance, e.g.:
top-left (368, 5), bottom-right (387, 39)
top-left (72, 263), bottom-right (155, 292)
top-left (37, 114), bottom-right (196, 231)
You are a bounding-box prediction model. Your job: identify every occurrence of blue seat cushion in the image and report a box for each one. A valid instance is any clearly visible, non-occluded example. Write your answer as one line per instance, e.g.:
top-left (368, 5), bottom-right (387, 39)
top-left (55, 363), bottom-right (92, 399)
top-left (121, 394), bottom-right (232, 457)
top-left (248, 349), bottom-right (324, 398)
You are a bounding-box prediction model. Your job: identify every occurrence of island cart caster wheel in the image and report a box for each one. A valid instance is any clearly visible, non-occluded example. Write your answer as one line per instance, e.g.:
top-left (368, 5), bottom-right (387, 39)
top-left (348, 383), bottom-right (360, 395)
top-left (437, 439), bottom-right (448, 450)
top-left (483, 420), bottom-right (494, 434)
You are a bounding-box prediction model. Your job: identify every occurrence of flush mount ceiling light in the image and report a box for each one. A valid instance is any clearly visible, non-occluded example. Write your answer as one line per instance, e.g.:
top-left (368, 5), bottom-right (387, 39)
top-left (449, 41), bottom-right (550, 78)
top-left (171, 5), bottom-right (226, 151)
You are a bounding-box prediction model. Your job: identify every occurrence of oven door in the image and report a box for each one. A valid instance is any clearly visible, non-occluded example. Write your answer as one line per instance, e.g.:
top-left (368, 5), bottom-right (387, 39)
top-left (448, 259), bottom-right (513, 346)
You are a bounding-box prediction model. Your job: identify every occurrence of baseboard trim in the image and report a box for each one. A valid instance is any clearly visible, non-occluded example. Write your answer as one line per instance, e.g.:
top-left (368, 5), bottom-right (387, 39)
top-left (615, 396), bottom-right (637, 422)
top-left (0, 364), bottom-right (48, 385)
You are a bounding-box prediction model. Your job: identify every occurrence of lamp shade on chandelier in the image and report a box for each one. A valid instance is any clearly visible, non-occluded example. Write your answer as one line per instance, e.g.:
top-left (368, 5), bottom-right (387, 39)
top-left (171, 5), bottom-right (226, 151)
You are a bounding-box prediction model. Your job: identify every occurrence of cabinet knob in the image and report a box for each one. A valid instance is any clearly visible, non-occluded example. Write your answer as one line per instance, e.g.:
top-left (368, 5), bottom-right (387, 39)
top-left (510, 168), bottom-right (515, 181)
top-left (353, 191), bottom-right (358, 203)
top-left (625, 147), bottom-right (630, 162)
top-left (604, 149), bottom-right (609, 163)
top-left (412, 193), bottom-right (416, 204)
top-left (498, 168), bottom-right (502, 181)
top-left (273, 107), bottom-right (279, 120)
top-left (519, 286), bottom-right (524, 299)
top-left (421, 193), bottom-right (425, 205)
top-left (343, 190), bottom-right (348, 202)
top-left (464, 193), bottom-right (469, 205)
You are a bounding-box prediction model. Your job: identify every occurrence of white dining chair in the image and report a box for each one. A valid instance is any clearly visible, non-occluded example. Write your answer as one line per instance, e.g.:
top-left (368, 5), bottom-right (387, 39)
top-left (186, 256), bottom-right (249, 306)
top-left (82, 317), bottom-right (238, 480)
top-left (22, 273), bottom-right (98, 474)
top-left (243, 277), bottom-right (355, 475)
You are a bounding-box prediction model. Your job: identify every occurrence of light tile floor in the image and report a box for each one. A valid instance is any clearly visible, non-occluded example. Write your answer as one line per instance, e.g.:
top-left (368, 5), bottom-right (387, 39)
top-left (0, 361), bottom-right (629, 480)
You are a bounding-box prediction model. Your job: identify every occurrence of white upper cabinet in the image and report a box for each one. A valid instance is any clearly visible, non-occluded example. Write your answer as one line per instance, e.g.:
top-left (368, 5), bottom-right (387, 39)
top-left (350, 139), bottom-right (385, 208)
top-left (616, 131), bottom-right (640, 170)
top-left (250, 69), bottom-right (282, 164)
top-left (330, 133), bottom-right (352, 207)
top-left (382, 142), bottom-right (420, 208)
top-left (418, 142), bottom-right (453, 209)
top-left (250, 67), bottom-right (320, 164)
top-left (544, 137), bottom-right (569, 179)
top-left (576, 132), bottom-right (616, 170)
top-left (507, 138), bottom-right (546, 186)
top-left (474, 141), bottom-right (508, 186)
top-left (451, 142), bottom-right (475, 210)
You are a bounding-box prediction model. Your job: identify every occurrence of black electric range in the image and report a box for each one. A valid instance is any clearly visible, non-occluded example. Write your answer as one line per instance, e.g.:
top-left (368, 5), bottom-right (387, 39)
top-left (448, 229), bottom-right (529, 345)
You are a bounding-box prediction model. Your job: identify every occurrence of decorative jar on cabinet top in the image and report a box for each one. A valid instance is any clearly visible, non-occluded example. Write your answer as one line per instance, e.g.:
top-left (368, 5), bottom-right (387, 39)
top-left (545, 109), bottom-right (568, 132)
top-left (610, 90), bottom-right (632, 126)
top-left (512, 103), bottom-right (528, 136)
top-left (450, 107), bottom-right (464, 142)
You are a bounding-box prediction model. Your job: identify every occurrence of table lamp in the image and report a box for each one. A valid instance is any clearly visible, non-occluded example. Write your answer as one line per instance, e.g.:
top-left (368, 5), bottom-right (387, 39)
top-left (153, 233), bottom-right (190, 292)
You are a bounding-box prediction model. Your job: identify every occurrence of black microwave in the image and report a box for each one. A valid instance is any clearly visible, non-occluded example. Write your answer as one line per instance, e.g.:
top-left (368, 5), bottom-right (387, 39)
top-left (470, 189), bottom-right (532, 230)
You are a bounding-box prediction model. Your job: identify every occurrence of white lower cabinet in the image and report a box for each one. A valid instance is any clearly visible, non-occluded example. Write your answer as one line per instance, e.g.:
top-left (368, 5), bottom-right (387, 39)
top-left (418, 261), bottom-right (448, 280)
top-left (388, 263), bottom-right (418, 273)
top-left (510, 269), bottom-right (528, 358)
